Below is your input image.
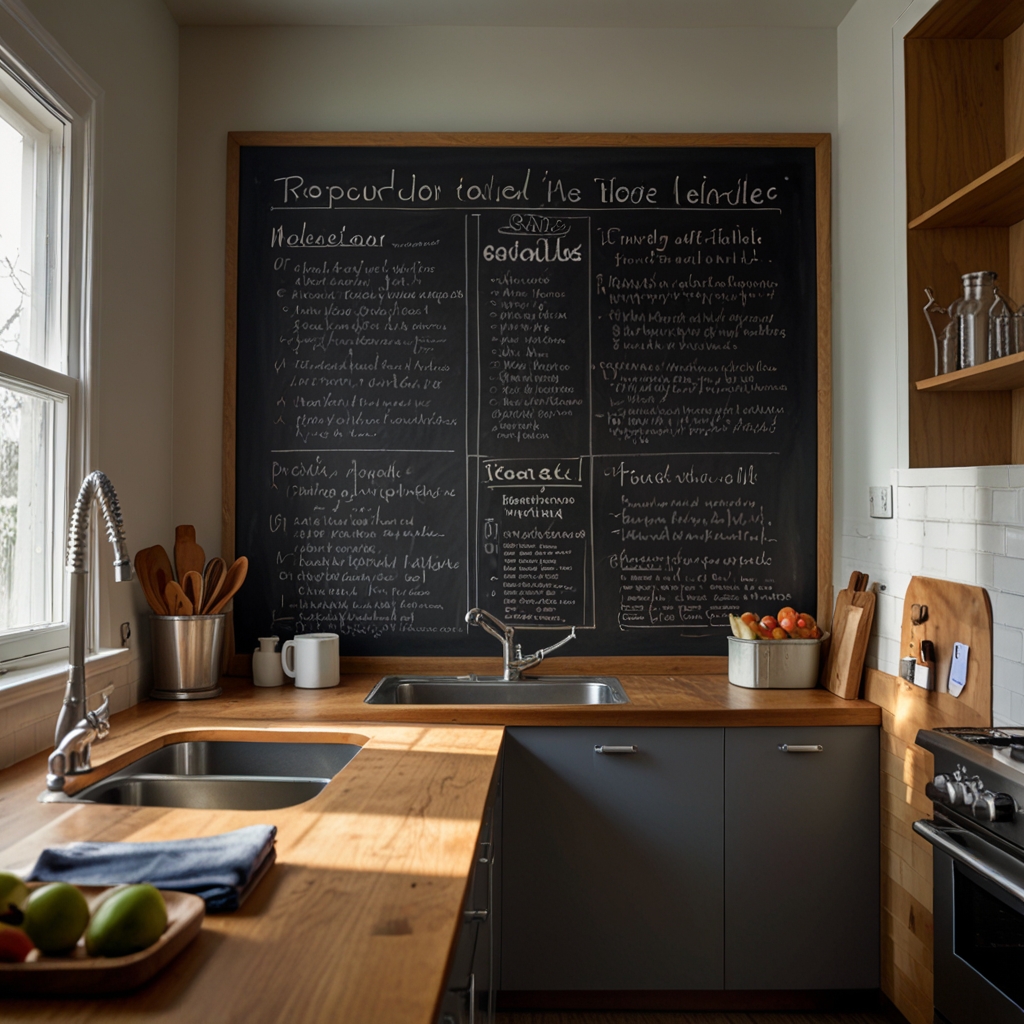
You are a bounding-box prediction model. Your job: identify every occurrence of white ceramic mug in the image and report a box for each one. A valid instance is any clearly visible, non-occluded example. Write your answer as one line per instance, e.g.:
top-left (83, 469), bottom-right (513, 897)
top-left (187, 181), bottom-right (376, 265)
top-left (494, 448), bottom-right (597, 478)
top-left (281, 632), bottom-right (340, 689)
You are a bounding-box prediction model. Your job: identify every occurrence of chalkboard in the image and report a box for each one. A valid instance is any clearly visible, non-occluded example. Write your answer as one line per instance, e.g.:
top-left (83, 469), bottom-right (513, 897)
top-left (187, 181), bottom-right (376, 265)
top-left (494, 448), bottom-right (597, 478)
top-left (225, 133), bottom-right (831, 664)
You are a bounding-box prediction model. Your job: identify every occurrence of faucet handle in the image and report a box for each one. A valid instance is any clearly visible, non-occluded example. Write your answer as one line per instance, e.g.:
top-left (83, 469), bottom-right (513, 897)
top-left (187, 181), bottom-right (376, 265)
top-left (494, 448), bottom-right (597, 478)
top-left (85, 684), bottom-right (115, 735)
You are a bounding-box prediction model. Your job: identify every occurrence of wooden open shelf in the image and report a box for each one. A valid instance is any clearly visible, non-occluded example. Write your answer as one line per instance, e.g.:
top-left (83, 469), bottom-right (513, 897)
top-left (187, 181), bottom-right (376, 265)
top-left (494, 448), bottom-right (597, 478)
top-left (905, 1), bottom-right (1024, 467)
top-left (909, 148), bottom-right (1024, 228)
top-left (916, 350), bottom-right (1024, 391)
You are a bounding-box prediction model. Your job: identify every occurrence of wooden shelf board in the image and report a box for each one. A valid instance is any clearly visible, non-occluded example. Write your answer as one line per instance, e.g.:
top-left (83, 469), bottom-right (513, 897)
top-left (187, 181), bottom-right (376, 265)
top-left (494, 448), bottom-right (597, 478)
top-left (916, 350), bottom-right (1024, 391)
top-left (907, 0), bottom-right (1024, 39)
top-left (909, 149), bottom-right (1024, 228)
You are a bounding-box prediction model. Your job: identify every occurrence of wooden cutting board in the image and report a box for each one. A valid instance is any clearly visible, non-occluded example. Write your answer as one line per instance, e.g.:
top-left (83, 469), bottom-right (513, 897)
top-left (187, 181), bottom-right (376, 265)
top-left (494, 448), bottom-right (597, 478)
top-left (823, 571), bottom-right (876, 700)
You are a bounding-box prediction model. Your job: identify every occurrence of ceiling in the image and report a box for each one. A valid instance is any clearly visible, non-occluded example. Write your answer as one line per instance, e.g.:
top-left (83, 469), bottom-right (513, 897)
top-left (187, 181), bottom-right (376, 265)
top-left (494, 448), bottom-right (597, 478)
top-left (163, 0), bottom-right (858, 29)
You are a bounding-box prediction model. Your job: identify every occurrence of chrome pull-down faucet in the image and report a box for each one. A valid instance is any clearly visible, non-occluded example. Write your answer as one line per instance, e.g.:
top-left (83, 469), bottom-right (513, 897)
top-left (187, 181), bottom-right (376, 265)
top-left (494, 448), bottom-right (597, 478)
top-left (465, 608), bottom-right (576, 680)
top-left (52, 471), bottom-right (131, 755)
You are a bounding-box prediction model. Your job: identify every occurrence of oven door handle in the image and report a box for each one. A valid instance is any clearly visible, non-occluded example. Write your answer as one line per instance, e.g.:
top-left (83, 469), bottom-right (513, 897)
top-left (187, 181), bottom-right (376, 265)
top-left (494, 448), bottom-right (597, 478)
top-left (914, 819), bottom-right (1024, 904)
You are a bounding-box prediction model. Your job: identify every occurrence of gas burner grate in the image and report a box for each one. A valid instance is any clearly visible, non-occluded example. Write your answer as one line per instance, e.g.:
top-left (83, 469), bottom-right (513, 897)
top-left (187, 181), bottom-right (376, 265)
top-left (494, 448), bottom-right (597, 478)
top-left (937, 727), bottom-right (1024, 747)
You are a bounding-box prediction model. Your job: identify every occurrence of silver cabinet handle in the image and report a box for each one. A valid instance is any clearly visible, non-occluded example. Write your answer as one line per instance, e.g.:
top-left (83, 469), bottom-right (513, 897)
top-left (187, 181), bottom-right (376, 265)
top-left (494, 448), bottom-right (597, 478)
top-left (595, 744), bottom-right (637, 754)
top-left (778, 744), bottom-right (823, 752)
top-left (464, 908), bottom-right (488, 923)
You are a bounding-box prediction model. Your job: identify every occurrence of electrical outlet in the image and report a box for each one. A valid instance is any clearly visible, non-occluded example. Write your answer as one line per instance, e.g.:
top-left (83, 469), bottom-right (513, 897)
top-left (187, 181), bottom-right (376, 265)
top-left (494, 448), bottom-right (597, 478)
top-left (869, 485), bottom-right (893, 519)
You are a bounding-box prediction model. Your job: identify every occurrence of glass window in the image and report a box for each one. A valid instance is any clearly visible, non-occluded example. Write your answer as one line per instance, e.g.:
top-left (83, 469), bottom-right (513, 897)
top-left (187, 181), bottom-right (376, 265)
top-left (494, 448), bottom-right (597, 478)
top-left (0, 55), bottom-right (77, 667)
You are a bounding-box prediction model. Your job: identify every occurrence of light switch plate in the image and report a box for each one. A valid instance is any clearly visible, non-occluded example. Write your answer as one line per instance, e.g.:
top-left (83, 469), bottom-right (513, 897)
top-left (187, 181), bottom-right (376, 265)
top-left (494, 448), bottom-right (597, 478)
top-left (869, 485), bottom-right (893, 519)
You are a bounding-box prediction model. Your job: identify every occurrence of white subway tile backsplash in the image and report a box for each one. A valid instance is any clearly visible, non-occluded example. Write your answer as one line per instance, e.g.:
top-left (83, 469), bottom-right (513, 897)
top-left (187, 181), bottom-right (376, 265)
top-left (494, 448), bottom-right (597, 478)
top-left (995, 655), bottom-right (1024, 693)
top-left (1010, 465), bottom-right (1024, 488)
top-left (947, 521), bottom-right (977, 550)
top-left (946, 548), bottom-right (976, 583)
top-left (996, 591), bottom-right (1024, 627)
top-left (1007, 528), bottom-right (1024, 560)
top-left (978, 552), bottom-right (996, 587)
top-left (926, 487), bottom-right (947, 519)
top-left (924, 520), bottom-right (949, 546)
top-left (994, 555), bottom-right (1024, 593)
top-left (993, 490), bottom-right (1020, 524)
top-left (994, 684), bottom-right (1015, 723)
top-left (898, 518), bottom-right (925, 545)
top-left (976, 488), bottom-right (994, 521)
top-left (995, 625), bottom-right (1024, 662)
top-left (945, 486), bottom-right (967, 519)
top-left (922, 545), bottom-right (946, 574)
top-left (898, 487), bottom-right (926, 519)
top-left (896, 544), bottom-right (924, 574)
top-left (978, 524), bottom-right (1006, 554)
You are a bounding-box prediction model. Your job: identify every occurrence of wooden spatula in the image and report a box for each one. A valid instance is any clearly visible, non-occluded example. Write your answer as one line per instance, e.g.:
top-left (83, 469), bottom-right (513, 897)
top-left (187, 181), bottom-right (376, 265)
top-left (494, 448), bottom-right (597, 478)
top-left (206, 556), bottom-right (248, 615)
top-left (181, 570), bottom-right (203, 615)
top-left (133, 547), bottom-right (168, 614)
top-left (174, 525), bottom-right (206, 582)
top-left (164, 580), bottom-right (193, 616)
top-left (201, 557), bottom-right (226, 613)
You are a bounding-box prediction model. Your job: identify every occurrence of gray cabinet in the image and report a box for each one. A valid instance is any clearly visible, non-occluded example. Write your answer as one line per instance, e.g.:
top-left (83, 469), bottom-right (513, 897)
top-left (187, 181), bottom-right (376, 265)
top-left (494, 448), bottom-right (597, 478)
top-left (724, 726), bottom-right (879, 990)
top-left (501, 726), bottom-right (725, 990)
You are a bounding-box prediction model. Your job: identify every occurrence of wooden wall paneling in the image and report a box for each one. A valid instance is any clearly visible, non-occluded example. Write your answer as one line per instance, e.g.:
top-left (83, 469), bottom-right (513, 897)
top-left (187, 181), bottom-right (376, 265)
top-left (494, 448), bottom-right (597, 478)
top-left (1014, 387), bottom-right (1024, 462)
top-left (908, 0), bottom-right (1024, 41)
top-left (864, 576), bottom-right (993, 1024)
top-left (1005, 22), bottom-right (1024, 154)
top-left (815, 135), bottom-right (833, 627)
top-left (907, 227), bottom-right (1011, 466)
top-left (905, 39), bottom-right (1005, 220)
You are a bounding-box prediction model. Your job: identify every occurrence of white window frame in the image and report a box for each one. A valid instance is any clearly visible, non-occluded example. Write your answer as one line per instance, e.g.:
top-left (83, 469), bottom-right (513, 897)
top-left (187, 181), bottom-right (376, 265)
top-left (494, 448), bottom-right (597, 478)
top-left (0, 0), bottom-right (98, 671)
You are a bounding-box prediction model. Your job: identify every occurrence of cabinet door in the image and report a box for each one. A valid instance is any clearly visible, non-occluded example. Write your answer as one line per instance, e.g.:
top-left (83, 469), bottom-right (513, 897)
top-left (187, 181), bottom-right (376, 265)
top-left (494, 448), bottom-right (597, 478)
top-left (724, 726), bottom-right (879, 990)
top-left (501, 727), bottom-right (724, 990)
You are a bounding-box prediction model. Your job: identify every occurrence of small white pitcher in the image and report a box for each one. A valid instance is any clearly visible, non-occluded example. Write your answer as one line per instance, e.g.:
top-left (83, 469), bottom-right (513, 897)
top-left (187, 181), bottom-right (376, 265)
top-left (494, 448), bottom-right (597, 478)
top-left (252, 635), bottom-right (285, 687)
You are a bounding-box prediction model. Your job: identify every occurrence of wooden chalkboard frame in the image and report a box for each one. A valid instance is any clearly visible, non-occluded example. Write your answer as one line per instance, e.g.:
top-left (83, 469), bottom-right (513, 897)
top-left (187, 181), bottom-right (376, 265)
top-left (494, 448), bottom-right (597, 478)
top-left (223, 132), bottom-right (832, 676)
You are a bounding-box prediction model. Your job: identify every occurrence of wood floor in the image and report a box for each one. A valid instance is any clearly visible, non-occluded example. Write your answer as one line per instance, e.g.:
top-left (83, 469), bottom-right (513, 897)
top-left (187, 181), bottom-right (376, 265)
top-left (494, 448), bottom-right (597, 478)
top-left (497, 1012), bottom-right (895, 1024)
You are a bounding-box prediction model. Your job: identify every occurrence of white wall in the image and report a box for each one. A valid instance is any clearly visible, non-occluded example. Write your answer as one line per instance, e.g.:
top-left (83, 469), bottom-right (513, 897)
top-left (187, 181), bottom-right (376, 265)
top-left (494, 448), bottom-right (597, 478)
top-left (173, 23), bottom-right (838, 550)
top-left (0, 0), bottom-right (178, 766)
top-left (837, 0), bottom-right (1024, 725)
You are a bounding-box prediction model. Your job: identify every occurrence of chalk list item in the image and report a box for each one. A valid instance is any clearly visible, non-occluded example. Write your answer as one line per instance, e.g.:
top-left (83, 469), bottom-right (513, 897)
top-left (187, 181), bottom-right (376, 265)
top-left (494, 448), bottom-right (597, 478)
top-left (232, 143), bottom-right (819, 656)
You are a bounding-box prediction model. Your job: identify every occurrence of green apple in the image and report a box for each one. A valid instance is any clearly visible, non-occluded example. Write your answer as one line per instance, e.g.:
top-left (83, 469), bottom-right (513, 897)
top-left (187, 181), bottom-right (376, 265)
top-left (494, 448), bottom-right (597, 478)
top-left (23, 882), bottom-right (89, 955)
top-left (0, 871), bottom-right (29, 921)
top-left (85, 884), bottom-right (167, 958)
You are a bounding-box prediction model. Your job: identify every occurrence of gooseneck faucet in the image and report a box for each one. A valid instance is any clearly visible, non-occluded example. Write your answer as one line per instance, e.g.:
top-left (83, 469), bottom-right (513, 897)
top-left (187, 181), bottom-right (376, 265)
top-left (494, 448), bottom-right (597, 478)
top-left (52, 471), bottom-right (132, 759)
top-left (465, 607), bottom-right (576, 680)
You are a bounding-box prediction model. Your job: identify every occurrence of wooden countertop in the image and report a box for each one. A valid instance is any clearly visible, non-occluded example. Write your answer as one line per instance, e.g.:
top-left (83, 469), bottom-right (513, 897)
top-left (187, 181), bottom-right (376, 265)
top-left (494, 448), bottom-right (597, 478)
top-left (0, 674), bottom-right (878, 1021)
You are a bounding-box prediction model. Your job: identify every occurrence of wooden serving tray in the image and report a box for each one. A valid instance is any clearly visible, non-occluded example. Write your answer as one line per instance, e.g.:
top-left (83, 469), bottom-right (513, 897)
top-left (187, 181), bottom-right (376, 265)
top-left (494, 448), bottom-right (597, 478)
top-left (0, 887), bottom-right (204, 996)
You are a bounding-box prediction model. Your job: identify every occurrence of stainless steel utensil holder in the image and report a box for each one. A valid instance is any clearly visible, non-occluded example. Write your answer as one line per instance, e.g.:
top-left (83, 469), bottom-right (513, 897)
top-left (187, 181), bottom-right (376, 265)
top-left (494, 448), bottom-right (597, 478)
top-left (150, 614), bottom-right (225, 700)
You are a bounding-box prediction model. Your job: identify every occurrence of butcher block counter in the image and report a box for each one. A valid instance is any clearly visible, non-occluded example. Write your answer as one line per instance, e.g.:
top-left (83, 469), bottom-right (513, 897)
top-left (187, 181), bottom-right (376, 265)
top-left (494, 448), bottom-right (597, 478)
top-left (0, 673), bottom-right (879, 1021)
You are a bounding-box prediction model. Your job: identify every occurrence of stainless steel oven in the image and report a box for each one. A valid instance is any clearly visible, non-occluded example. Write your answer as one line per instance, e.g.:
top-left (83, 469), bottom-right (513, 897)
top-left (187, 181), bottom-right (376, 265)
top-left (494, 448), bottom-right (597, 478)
top-left (917, 817), bottom-right (1024, 1024)
top-left (914, 727), bottom-right (1024, 1024)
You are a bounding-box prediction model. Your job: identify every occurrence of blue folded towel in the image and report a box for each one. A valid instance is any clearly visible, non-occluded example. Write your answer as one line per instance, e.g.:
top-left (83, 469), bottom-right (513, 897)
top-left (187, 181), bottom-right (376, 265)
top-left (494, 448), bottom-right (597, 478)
top-left (27, 824), bottom-right (276, 913)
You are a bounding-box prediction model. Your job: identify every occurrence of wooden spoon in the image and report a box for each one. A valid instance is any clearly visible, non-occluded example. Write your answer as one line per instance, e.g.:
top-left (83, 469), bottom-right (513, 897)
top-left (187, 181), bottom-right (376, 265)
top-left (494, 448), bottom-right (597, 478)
top-left (182, 570), bottom-right (204, 615)
top-left (201, 557), bottom-right (226, 613)
top-left (164, 580), bottom-right (193, 616)
top-left (149, 545), bottom-right (175, 595)
top-left (133, 547), bottom-right (168, 614)
top-left (174, 525), bottom-right (206, 582)
top-left (206, 556), bottom-right (248, 615)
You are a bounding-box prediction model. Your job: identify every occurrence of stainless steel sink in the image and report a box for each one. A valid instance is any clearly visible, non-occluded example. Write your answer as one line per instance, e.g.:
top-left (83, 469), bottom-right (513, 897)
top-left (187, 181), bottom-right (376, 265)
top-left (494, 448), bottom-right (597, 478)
top-left (364, 676), bottom-right (629, 705)
top-left (70, 740), bottom-right (361, 810)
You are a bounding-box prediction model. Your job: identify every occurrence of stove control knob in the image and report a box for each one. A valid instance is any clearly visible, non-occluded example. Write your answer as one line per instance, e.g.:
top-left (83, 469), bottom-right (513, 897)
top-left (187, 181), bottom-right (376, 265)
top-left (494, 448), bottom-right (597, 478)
top-left (926, 774), bottom-right (956, 804)
top-left (972, 791), bottom-right (1017, 823)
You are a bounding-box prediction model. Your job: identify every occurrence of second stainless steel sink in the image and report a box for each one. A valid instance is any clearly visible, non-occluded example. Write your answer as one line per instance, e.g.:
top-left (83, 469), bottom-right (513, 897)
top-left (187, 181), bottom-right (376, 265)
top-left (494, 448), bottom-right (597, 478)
top-left (364, 676), bottom-right (629, 705)
top-left (71, 740), bottom-right (361, 810)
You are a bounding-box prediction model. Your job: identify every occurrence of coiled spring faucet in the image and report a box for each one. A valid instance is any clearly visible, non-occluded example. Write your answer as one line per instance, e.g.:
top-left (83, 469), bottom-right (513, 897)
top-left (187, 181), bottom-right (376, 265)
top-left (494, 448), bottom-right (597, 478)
top-left (52, 471), bottom-right (132, 763)
top-left (465, 607), bottom-right (576, 680)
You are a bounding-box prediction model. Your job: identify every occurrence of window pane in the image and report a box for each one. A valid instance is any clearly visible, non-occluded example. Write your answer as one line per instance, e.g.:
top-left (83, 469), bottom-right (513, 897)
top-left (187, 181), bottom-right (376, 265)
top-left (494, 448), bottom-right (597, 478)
top-left (0, 381), bottom-right (61, 632)
top-left (0, 70), bottom-right (65, 371)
